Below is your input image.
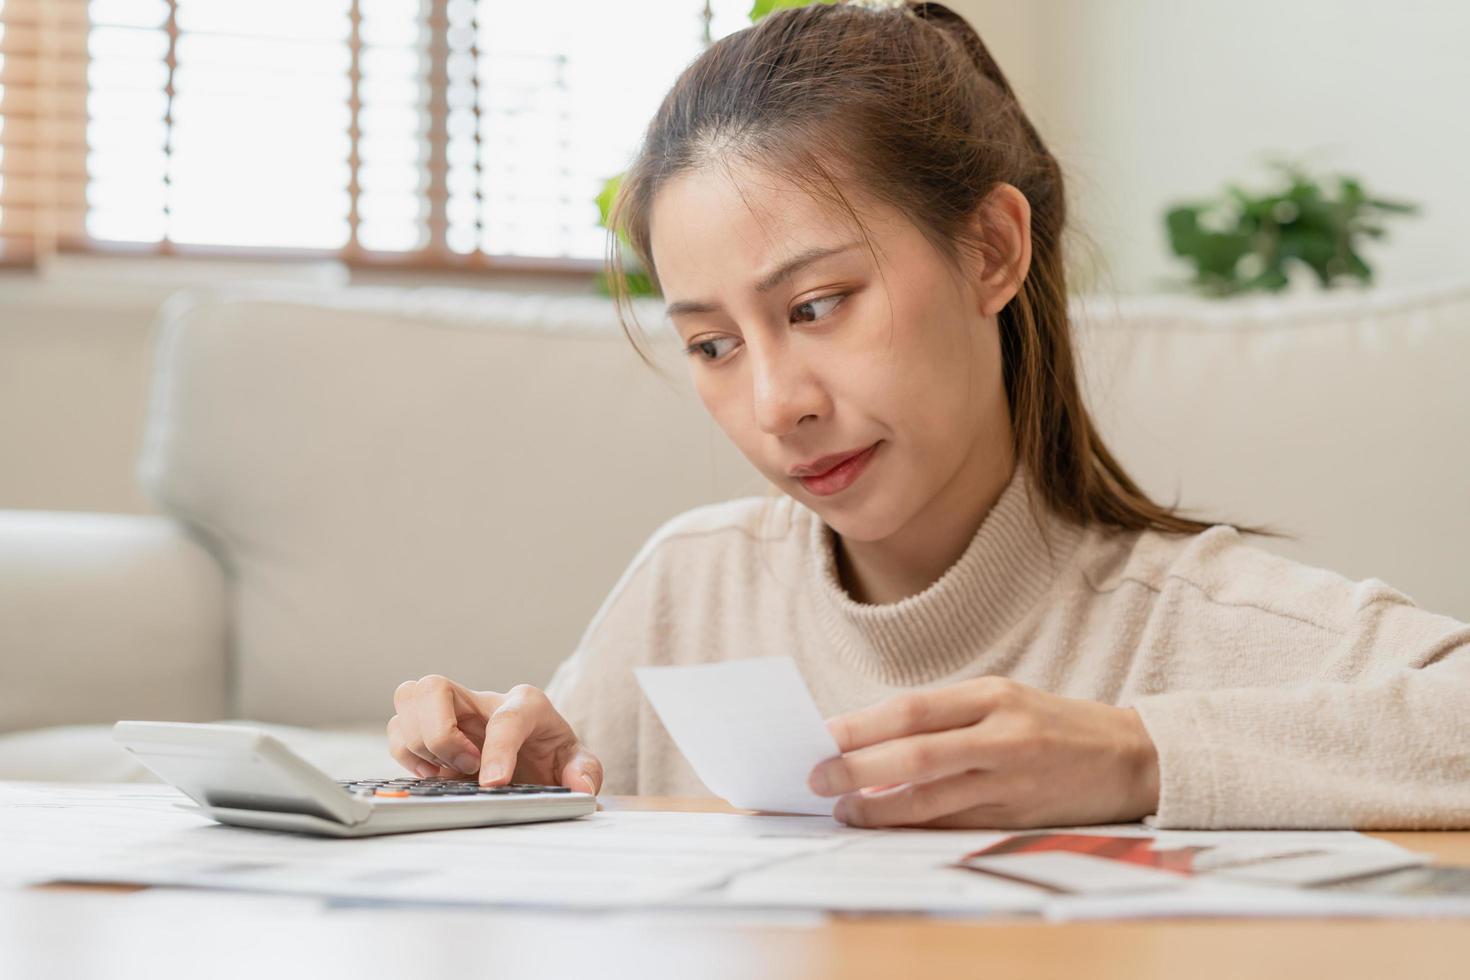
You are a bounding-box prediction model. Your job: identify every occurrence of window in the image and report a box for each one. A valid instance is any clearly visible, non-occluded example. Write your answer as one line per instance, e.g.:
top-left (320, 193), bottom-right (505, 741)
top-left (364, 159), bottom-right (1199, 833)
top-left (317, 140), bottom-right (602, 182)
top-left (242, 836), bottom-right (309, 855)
top-left (0, 0), bottom-right (752, 270)
top-left (0, 0), bottom-right (89, 263)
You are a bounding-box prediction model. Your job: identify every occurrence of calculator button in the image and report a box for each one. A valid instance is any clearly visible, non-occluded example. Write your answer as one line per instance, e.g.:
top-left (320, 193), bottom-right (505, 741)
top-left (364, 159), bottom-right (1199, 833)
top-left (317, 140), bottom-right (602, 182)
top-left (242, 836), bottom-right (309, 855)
top-left (374, 789), bottom-right (411, 798)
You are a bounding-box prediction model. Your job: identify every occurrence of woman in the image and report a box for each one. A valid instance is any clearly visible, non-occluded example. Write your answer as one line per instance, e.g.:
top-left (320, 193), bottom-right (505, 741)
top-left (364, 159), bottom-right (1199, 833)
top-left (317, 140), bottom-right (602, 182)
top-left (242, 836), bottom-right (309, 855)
top-left (387, 0), bottom-right (1470, 830)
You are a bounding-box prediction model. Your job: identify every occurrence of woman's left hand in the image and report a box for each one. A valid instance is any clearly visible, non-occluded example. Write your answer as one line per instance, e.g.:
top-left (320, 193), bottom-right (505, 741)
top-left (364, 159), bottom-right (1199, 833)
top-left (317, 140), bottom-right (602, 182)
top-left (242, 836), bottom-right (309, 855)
top-left (808, 676), bottom-right (1160, 828)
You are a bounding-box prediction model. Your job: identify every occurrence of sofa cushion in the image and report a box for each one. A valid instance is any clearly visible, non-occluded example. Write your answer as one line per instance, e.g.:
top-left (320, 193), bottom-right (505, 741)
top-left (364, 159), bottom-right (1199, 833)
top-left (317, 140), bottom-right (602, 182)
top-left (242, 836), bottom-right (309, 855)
top-left (0, 511), bottom-right (227, 734)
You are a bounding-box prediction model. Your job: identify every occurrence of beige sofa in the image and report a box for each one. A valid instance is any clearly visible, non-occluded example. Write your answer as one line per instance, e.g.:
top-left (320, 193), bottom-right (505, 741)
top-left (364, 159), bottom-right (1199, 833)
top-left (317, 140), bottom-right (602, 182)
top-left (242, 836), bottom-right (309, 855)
top-left (3, 278), bottom-right (1467, 780)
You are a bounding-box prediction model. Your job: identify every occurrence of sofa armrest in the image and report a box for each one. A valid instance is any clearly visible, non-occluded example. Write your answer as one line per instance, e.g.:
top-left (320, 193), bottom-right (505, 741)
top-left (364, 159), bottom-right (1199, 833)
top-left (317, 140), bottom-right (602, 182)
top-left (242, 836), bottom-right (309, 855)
top-left (0, 511), bottom-right (228, 733)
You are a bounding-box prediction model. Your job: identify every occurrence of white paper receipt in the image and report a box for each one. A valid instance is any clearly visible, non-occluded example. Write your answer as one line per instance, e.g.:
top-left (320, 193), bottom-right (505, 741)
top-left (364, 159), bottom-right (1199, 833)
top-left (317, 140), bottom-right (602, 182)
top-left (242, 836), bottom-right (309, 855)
top-left (634, 656), bottom-right (841, 816)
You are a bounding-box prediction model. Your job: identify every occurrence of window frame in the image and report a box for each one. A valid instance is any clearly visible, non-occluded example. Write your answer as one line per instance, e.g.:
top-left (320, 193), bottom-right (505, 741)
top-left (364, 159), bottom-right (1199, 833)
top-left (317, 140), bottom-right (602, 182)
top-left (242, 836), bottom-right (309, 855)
top-left (0, 0), bottom-right (629, 280)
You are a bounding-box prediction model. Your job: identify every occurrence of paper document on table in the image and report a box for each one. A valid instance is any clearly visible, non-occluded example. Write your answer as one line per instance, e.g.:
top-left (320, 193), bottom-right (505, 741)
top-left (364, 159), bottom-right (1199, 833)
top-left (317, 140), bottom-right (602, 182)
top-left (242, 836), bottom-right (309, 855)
top-left (4, 783), bottom-right (1456, 919)
top-left (2, 782), bottom-right (856, 908)
top-left (0, 782), bottom-right (206, 886)
top-left (634, 657), bottom-right (840, 816)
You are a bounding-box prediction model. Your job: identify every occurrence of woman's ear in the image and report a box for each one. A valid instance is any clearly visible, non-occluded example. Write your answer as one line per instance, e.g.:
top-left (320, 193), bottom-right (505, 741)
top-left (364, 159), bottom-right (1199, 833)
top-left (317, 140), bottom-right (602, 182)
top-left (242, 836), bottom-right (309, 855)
top-left (966, 183), bottom-right (1033, 318)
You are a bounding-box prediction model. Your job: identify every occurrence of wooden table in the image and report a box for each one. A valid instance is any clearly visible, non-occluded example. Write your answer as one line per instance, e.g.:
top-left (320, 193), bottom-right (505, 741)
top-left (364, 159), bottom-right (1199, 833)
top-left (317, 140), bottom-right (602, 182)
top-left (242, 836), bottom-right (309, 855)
top-left (18, 796), bottom-right (1470, 980)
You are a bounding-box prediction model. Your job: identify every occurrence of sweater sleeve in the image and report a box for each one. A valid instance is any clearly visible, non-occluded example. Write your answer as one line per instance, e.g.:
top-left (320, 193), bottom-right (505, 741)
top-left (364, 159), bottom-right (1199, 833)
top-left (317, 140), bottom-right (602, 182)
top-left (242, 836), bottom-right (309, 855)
top-left (1130, 577), bottom-right (1470, 829)
top-left (542, 592), bottom-right (651, 796)
top-left (543, 643), bottom-right (641, 796)
top-left (542, 518), bottom-right (680, 795)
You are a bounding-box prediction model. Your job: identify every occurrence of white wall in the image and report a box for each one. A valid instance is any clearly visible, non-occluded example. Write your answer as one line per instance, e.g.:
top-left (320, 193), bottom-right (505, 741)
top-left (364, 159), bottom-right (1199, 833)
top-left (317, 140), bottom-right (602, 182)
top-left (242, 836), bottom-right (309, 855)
top-left (985, 0), bottom-right (1470, 294)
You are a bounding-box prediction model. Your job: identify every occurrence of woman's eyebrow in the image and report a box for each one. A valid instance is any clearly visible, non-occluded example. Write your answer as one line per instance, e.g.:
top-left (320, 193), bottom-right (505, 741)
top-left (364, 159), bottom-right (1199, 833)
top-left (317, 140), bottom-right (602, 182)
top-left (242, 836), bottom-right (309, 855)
top-left (664, 240), bottom-right (863, 318)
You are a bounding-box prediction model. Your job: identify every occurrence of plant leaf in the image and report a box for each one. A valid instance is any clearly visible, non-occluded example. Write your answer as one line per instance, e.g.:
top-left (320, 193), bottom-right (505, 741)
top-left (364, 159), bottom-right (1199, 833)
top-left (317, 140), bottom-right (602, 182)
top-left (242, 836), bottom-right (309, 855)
top-left (1365, 197), bottom-right (1420, 214)
top-left (1161, 159), bottom-right (1416, 297)
top-left (749, 0), bottom-right (838, 23)
top-left (595, 173), bottom-right (620, 229)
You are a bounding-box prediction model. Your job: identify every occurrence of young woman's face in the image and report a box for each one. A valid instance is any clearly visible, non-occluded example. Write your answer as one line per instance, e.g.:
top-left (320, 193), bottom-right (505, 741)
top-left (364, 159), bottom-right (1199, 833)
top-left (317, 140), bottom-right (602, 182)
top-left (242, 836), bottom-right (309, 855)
top-left (648, 161), bottom-right (1017, 543)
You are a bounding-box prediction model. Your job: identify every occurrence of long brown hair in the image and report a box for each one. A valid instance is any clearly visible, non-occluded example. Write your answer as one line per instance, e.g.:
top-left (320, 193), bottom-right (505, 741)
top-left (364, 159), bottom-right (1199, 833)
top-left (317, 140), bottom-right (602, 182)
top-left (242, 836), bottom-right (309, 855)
top-left (604, 0), bottom-right (1285, 541)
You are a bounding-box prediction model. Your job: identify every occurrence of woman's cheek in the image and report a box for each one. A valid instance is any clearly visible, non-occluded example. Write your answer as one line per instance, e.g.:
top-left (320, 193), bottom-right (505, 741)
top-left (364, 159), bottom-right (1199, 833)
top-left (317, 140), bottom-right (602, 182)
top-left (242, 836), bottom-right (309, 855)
top-left (694, 375), bottom-right (742, 433)
top-left (702, 396), bottom-right (775, 480)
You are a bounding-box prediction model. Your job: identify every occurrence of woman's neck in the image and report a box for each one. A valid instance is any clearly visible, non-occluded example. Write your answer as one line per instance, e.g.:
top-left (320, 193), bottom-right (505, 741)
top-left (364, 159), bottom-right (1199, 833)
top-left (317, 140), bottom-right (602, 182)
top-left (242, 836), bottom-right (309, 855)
top-left (834, 449), bottom-right (1016, 606)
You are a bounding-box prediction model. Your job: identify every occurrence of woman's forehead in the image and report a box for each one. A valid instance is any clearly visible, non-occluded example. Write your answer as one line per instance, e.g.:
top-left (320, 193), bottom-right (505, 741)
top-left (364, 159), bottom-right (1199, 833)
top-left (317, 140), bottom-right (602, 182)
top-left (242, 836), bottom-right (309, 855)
top-left (649, 162), bottom-right (904, 285)
top-left (654, 165), bottom-right (839, 248)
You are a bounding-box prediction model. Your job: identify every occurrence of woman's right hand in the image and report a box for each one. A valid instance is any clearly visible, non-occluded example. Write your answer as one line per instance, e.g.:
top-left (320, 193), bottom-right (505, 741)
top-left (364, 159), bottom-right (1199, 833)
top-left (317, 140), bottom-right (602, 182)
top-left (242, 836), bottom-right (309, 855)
top-left (387, 674), bottom-right (603, 793)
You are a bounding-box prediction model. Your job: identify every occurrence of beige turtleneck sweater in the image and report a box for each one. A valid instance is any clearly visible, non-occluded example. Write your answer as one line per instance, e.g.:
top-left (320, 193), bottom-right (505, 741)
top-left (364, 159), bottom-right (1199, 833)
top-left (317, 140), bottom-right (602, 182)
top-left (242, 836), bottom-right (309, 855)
top-left (544, 463), bottom-right (1470, 829)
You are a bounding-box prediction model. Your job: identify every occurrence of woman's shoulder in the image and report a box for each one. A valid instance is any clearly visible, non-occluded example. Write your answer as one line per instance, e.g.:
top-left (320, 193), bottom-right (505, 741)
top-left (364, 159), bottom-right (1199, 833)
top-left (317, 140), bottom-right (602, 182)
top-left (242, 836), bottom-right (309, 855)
top-left (1074, 520), bottom-right (1434, 633)
top-left (566, 494), bottom-right (807, 659)
top-left (607, 493), bottom-right (806, 594)
top-left (637, 493), bottom-right (811, 564)
top-left (646, 493), bottom-right (799, 546)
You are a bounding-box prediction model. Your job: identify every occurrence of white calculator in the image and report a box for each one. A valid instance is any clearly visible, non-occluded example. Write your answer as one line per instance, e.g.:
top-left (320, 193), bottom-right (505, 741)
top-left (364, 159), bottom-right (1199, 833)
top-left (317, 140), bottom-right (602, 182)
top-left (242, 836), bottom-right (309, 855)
top-left (112, 720), bottom-right (597, 838)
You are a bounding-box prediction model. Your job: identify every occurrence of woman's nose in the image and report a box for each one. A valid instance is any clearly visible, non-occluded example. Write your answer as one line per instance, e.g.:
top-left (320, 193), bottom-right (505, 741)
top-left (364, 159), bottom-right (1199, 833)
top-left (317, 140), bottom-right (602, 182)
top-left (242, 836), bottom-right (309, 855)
top-left (749, 342), bottom-right (827, 436)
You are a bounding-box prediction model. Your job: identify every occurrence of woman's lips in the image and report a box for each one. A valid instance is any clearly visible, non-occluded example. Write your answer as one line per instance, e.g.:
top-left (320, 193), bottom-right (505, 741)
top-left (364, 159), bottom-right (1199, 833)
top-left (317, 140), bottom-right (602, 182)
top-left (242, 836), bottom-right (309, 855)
top-left (798, 442), bottom-right (880, 497)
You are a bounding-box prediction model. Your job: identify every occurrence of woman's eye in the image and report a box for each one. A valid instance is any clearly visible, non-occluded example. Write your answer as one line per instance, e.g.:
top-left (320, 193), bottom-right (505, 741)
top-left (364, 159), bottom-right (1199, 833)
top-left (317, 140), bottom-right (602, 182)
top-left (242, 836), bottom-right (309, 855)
top-left (685, 336), bottom-right (740, 362)
top-left (791, 293), bottom-right (845, 324)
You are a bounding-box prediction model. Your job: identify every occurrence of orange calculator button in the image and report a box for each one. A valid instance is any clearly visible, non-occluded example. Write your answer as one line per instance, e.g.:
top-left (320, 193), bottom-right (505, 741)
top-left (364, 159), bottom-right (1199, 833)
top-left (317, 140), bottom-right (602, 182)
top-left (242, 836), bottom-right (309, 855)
top-left (374, 789), bottom-right (411, 798)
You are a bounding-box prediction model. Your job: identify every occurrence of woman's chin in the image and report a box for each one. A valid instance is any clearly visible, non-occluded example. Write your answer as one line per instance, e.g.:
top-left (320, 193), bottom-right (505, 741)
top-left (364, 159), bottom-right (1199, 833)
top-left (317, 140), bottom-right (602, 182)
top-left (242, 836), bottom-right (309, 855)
top-left (809, 492), bottom-right (914, 544)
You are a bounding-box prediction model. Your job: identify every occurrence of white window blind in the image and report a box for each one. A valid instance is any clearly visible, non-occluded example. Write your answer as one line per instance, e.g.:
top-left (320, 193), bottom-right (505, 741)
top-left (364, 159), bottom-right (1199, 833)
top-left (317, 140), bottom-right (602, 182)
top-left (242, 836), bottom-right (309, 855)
top-left (0, 0), bottom-right (752, 269)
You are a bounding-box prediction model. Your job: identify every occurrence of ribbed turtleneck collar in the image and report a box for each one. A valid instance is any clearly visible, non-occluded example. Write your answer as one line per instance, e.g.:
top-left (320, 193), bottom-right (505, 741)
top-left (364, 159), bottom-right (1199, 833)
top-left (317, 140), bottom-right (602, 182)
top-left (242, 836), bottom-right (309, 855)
top-left (803, 462), bottom-right (1086, 686)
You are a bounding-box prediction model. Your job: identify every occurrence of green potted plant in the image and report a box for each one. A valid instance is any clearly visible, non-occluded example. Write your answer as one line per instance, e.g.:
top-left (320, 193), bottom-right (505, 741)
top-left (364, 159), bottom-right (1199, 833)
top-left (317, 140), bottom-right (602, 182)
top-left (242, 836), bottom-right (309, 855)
top-left (1164, 158), bottom-right (1419, 297)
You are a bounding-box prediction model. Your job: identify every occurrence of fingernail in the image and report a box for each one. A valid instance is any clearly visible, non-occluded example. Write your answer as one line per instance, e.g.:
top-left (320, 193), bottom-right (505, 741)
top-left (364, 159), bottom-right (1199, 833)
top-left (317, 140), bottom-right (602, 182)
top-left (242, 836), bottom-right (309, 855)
top-left (454, 753), bottom-right (479, 775)
top-left (860, 782), bottom-right (902, 796)
top-left (808, 764), bottom-right (830, 796)
top-left (833, 798), bottom-right (852, 823)
top-left (579, 771), bottom-right (597, 794)
top-left (413, 761), bottom-right (437, 778)
top-left (478, 764), bottom-right (503, 785)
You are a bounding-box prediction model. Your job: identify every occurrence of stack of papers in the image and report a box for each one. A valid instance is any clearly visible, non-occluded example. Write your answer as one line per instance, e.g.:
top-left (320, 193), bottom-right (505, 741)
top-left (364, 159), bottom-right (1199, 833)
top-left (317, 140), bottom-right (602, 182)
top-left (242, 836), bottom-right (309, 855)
top-left (4, 780), bottom-right (1467, 920)
top-left (0, 782), bottom-right (859, 909)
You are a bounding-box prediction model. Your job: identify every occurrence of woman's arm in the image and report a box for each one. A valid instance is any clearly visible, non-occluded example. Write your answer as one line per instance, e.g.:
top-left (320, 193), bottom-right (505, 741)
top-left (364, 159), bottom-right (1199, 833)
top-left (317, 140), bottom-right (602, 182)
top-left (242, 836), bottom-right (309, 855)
top-left (541, 513), bottom-right (692, 796)
top-left (810, 532), bottom-right (1470, 831)
top-left (1131, 591), bottom-right (1470, 829)
top-left (542, 642), bottom-right (642, 796)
